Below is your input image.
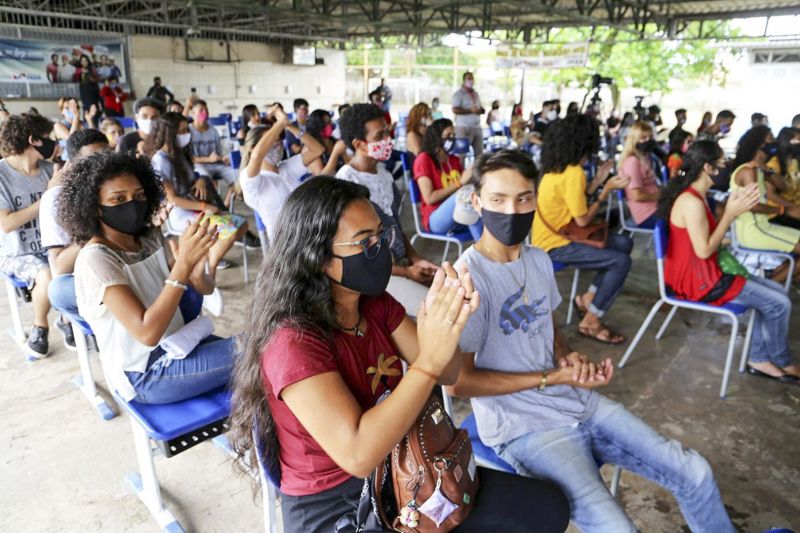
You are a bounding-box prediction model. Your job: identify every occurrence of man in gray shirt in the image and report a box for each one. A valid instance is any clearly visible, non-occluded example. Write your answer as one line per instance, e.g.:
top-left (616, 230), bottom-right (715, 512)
top-left (0, 113), bottom-right (60, 359)
top-left (450, 150), bottom-right (734, 533)
top-left (451, 71), bottom-right (485, 161)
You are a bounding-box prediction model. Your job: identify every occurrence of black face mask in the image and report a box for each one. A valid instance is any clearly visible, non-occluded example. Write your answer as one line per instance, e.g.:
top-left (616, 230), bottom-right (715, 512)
top-left (331, 240), bottom-right (393, 296)
top-left (480, 207), bottom-right (534, 246)
top-left (34, 137), bottom-right (57, 160)
top-left (99, 200), bottom-right (149, 235)
top-left (762, 142), bottom-right (778, 158)
top-left (636, 139), bottom-right (656, 153)
top-left (790, 144), bottom-right (800, 157)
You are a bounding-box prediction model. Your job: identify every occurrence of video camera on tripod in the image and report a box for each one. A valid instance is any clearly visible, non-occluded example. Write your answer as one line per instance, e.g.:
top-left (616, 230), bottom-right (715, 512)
top-left (583, 73), bottom-right (614, 117)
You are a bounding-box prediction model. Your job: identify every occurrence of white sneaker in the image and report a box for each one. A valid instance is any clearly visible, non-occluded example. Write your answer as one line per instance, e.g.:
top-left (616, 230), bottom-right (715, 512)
top-left (202, 288), bottom-right (224, 317)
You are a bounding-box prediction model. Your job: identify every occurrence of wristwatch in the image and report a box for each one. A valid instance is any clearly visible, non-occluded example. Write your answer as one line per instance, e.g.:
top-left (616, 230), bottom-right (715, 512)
top-left (538, 370), bottom-right (549, 392)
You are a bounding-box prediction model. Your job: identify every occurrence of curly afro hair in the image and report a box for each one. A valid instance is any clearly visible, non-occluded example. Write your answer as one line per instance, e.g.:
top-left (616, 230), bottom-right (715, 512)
top-left (57, 151), bottom-right (164, 245)
top-left (540, 114), bottom-right (600, 174)
top-left (0, 113), bottom-right (54, 157)
top-left (339, 103), bottom-right (386, 151)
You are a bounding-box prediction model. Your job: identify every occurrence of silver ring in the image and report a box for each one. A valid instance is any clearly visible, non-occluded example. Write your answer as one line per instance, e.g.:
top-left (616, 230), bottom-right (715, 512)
top-left (445, 319), bottom-right (454, 325)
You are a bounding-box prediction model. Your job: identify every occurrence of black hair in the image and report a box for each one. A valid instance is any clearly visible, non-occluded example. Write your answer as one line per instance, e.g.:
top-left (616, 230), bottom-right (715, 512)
top-left (717, 109), bottom-right (736, 122)
top-left (667, 129), bottom-right (693, 158)
top-left (733, 125), bottom-right (771, 170)
top-left (462, 71), bottom-right (473, 81)
top-left (66, 128), bottom-right (108, 161)
top-left (305, 109), bottom-right (333, 143)
top-left (143, 112), bottom-right (192, 192)
top-left (540, 114), bottom-right (600, 174)
top-left (793, 114), bottom-right (800, 128)
top-left (107, 75), bottom-right (119, 83)
top-left (293, 98), bottom-right (309, 110)
top-left (338, 103), bottom-right (386, 151)
top-left (57, 151), bottom-right (163, 245)
top-left (368, 89), bottom-right (382, 102)
top-left (51, 54), bottom-right (58, 61)
top-left (134, 97), bottom-right (164, 114)
top-left (473, 149), bottom-right (539, 194)
top-left (338, 104), bottom-right (351, 116)
top-left (230, 176), bottom-right (371, 489)
top-left (421, 118), bottom-right (453, 165)
top-left (751, 112), bottom-right (766, 122)
top-left (240, 104), bottom-right (260, 139)
top-left (675, 108), bottom-right (687, 116)
top-left (657, 140), bottom-right (723, 219)
top-left (0, 113), bottom-right (54, 157)
top-left (191, 99), bottom-right (208, 110)
top-left (775, 127), bottom-right (800, 176)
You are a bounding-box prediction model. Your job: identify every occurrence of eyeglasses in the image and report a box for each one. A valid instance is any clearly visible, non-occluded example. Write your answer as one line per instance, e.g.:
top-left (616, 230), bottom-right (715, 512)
top-left (333, 226), bottom-right (396, 259)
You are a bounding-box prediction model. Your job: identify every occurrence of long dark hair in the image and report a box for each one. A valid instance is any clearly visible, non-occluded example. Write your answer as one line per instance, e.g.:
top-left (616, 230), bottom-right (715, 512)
top-left (306, 109), bottom-right (333, 144)
top-left (240, 104), bottom-right (260, 138)
top-left (775, 127), bottom-right (800, 176)
top-left (668, 129), bottom-right (693, 158)
top-left (657, 140), bottom-right (722, 219)
top-left (540, 114), bottom-right (600, 174)
top-left (230, 176), bottom-right (372, 487)
top-left (421, 118), bottom-right (453, 167)
top-left (143, 112), bottom-right (193, 193)
top-left (732, 125), bottom-right (771, 171)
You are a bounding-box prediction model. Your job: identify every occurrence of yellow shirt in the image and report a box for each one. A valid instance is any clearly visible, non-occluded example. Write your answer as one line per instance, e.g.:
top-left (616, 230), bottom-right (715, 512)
top-left (532, 164), bottom-right (588, 252)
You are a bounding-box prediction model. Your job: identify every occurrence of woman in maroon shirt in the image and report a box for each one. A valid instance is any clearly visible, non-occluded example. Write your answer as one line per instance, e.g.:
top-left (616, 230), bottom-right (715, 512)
top-left (230, 177), bottom-right (569, 532)
top-left (660, 141), bottom-right (798, 384)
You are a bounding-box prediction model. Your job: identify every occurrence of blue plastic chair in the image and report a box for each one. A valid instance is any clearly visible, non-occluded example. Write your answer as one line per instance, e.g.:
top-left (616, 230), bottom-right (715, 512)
top-left (254, 212), bottom-right (269, 256)
top-left (229, 149), bottom-right (242, 171)
top-left (551, 261), bottom-right (582, 326)
top-left (208, 116), bottom-right (229, 127)
top-left (618, 220), bottom-right (755, 399)
top-left (400, 152), bottom-right (472, 262)
top-left (117, 116), bottom-right (136, 131)
top-left (70, 317), bottom-right (116, 420)
top-left (119, 387), bottom-right (232, 532)
top-left (451, 138), bottom-right (472, 156)
top-left (2, 272), bottom-right (29, 353)
top-left (616, 190), bottom-right (655, 253)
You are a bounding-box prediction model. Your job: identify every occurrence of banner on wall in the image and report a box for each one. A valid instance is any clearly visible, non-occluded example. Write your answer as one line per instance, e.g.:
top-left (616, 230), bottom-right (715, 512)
top-left (496, 42), bottom-right (589, 69)
top-left (0, 39), bottom-right (127, 84)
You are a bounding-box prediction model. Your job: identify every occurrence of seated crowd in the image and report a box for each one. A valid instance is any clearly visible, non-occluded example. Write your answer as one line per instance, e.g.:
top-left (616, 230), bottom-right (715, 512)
top-left (1, 82), bottom-right (798, 533)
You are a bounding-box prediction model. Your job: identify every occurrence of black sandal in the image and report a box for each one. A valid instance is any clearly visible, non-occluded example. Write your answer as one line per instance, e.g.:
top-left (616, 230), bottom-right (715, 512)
top-left (746, 366), bottom-right (800, 385)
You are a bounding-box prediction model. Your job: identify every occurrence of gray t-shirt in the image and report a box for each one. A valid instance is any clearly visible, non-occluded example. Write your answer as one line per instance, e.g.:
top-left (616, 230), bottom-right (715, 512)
top-left (0, 159), bottom-right (53, 257)
top-left (456, 245), bottom-right (598, 447)
top-left (452, 87), bottom-right (482, 128)
top-left (189, 125), bottom-right (223, 158)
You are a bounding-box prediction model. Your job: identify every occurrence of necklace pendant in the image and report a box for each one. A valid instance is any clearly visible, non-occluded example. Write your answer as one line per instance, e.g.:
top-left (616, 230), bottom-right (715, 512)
top-left (355, 327), bottom-right (364, 338)
top-left (523, 292), bottom-right (529, 304)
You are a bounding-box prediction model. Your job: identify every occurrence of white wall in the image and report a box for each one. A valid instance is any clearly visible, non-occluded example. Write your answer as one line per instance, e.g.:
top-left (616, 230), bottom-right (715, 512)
top-left (4, 35), bottom-right (346, 119)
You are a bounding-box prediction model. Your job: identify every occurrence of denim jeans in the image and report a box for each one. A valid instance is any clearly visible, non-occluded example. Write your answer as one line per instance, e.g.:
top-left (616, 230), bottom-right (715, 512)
top-left (728, 276), bottom-right (792, 368)
top-left (548, 233), bottom-right (633, 317)
top-left (428, 192), bottom-right (484, 241)
top-left (125, 335), bottom-right (235, 404)
top-left (48, 274), bottom-right (82, 324)
top-left (496, 396), bottom-right (734, 533)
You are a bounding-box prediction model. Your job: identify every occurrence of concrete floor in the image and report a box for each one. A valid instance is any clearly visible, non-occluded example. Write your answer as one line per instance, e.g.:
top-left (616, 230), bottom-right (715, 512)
top-left (1, 201), bottom-right (799, 533)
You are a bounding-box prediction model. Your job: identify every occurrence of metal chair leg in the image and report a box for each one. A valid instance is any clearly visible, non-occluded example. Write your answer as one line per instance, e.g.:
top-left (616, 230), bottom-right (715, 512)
top-left (565, 268), bottom-right (581, 326)
top-left (442, 241), bottom-right (451, 263)
top-left (619, 299), bottom-right (665, 368)
top-left (655, 305), bottom-right (678, 340)
top-left (241, 235), bottom-right (249, 284)
top-left (72, 326), bottom-right (116, 421)
top-left (719, 314), bottom-right (740, 399)
top-left (5, 279), bottom-right (26, 346)
top-left (739, 309), bottom-right (756, 374)
top-left (609, 465), bottom-right (622, 497)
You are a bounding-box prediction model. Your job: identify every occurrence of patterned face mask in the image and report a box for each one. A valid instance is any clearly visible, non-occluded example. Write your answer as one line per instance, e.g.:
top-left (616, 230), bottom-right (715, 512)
top-left (366, 138), bottom-right (394, 161)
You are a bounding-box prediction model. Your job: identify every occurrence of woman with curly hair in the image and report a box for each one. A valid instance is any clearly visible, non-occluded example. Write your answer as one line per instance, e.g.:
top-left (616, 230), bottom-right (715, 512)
top-left (729, 126), bottom-right (800, 253)
top-left (412, 118), bottom-right (482, 239)
top-left (405, 102), bottom-right (432, 156)
top-left (531, 114), bottom-right (631, 344)
top-left (659, 140), bottom-right (797, 383)
top-left (144, 112), bottom-right (258, 274)
top-left (62, 151), bottom-right (236, 404)
top-left (228, 176), bottom-right (569, 533)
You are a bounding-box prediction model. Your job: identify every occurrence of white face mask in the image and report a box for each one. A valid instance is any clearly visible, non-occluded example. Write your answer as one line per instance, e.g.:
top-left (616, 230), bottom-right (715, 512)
top-left (137, 118), bottom-right (153, 135)
top-left (546, 110), bottom-right (558, 121)
top-left (422, 118), bottom-right (433, 127)
top-left (177, 132), bottom-right (191, 148)
top-left (264, 143), bottom-right (283, 167)
top-left (464, 79), bottom-right (474, 89)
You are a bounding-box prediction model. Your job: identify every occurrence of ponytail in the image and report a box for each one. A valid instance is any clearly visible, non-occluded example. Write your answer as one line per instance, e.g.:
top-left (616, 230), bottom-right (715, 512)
top-left (657, 140), bottom-right (723, 219)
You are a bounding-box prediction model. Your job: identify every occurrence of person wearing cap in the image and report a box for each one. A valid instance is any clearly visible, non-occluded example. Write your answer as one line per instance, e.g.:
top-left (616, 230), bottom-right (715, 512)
top-left (117, 97), bottom-right (164, 156)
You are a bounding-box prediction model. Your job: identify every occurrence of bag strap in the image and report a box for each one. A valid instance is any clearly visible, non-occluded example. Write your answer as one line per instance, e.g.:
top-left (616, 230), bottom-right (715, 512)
top-left (535, 200), bottom-right (568, 238)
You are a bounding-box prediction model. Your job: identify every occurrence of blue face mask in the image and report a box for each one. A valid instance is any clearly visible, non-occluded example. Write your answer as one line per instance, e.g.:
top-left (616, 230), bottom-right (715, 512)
top-left (64, 110), bottom-right (75, 121)
top-left (719, 124), bottom-right (731, 134)
top-left (762, 142), bottom-right (778, 158)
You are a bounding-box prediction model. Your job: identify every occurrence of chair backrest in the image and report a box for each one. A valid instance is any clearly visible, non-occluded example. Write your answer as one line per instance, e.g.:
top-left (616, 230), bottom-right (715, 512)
top-left (653, 218), bottom-right (670, 297)
top-left (254, 211), bottom-right (266, 232)
top-left (117, 116), bottom-right (136, 130)
top-left (452, 138), bottom-right (471, 155)
top-left (400, 152), bottom-right (426, 234)
top-left (616, 189), bottom-right (630, 226)
top-left (229, 150), bottom-right (242, 170)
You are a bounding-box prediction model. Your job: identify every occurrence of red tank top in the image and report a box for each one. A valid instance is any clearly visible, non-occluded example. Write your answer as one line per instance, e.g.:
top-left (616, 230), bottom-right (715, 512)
top-left (664, 187), bottom-right (745, 305)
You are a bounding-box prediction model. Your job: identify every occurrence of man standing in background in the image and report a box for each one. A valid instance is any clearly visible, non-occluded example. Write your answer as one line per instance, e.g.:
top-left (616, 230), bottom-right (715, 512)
top-left (452, 71), bottom-right (485, 160)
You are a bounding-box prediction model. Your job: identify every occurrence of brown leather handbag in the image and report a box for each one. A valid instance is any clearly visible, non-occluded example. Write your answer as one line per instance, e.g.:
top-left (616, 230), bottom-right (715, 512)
top-left (375, 395), bottom-right (479, 532)
top-left (536, 201), bottom-right (608, 249)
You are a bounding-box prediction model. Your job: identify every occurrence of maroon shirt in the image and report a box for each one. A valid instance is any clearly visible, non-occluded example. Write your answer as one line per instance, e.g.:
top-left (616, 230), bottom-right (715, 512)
top-left (261, 292), bottom-right (406, 496)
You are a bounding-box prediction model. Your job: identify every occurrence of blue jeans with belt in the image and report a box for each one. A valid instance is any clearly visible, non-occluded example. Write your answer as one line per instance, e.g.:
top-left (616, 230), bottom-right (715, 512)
top-left (496, 396), bottom-right (734, 533)
top-left (547, 233), bottom-right (633, 317)
top-left (125, 335), bottom-right (235, 404)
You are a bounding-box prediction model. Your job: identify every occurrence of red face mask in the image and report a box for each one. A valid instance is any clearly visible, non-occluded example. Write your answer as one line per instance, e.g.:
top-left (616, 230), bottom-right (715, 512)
top-left (321, 124), bottom-right (334, 138)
